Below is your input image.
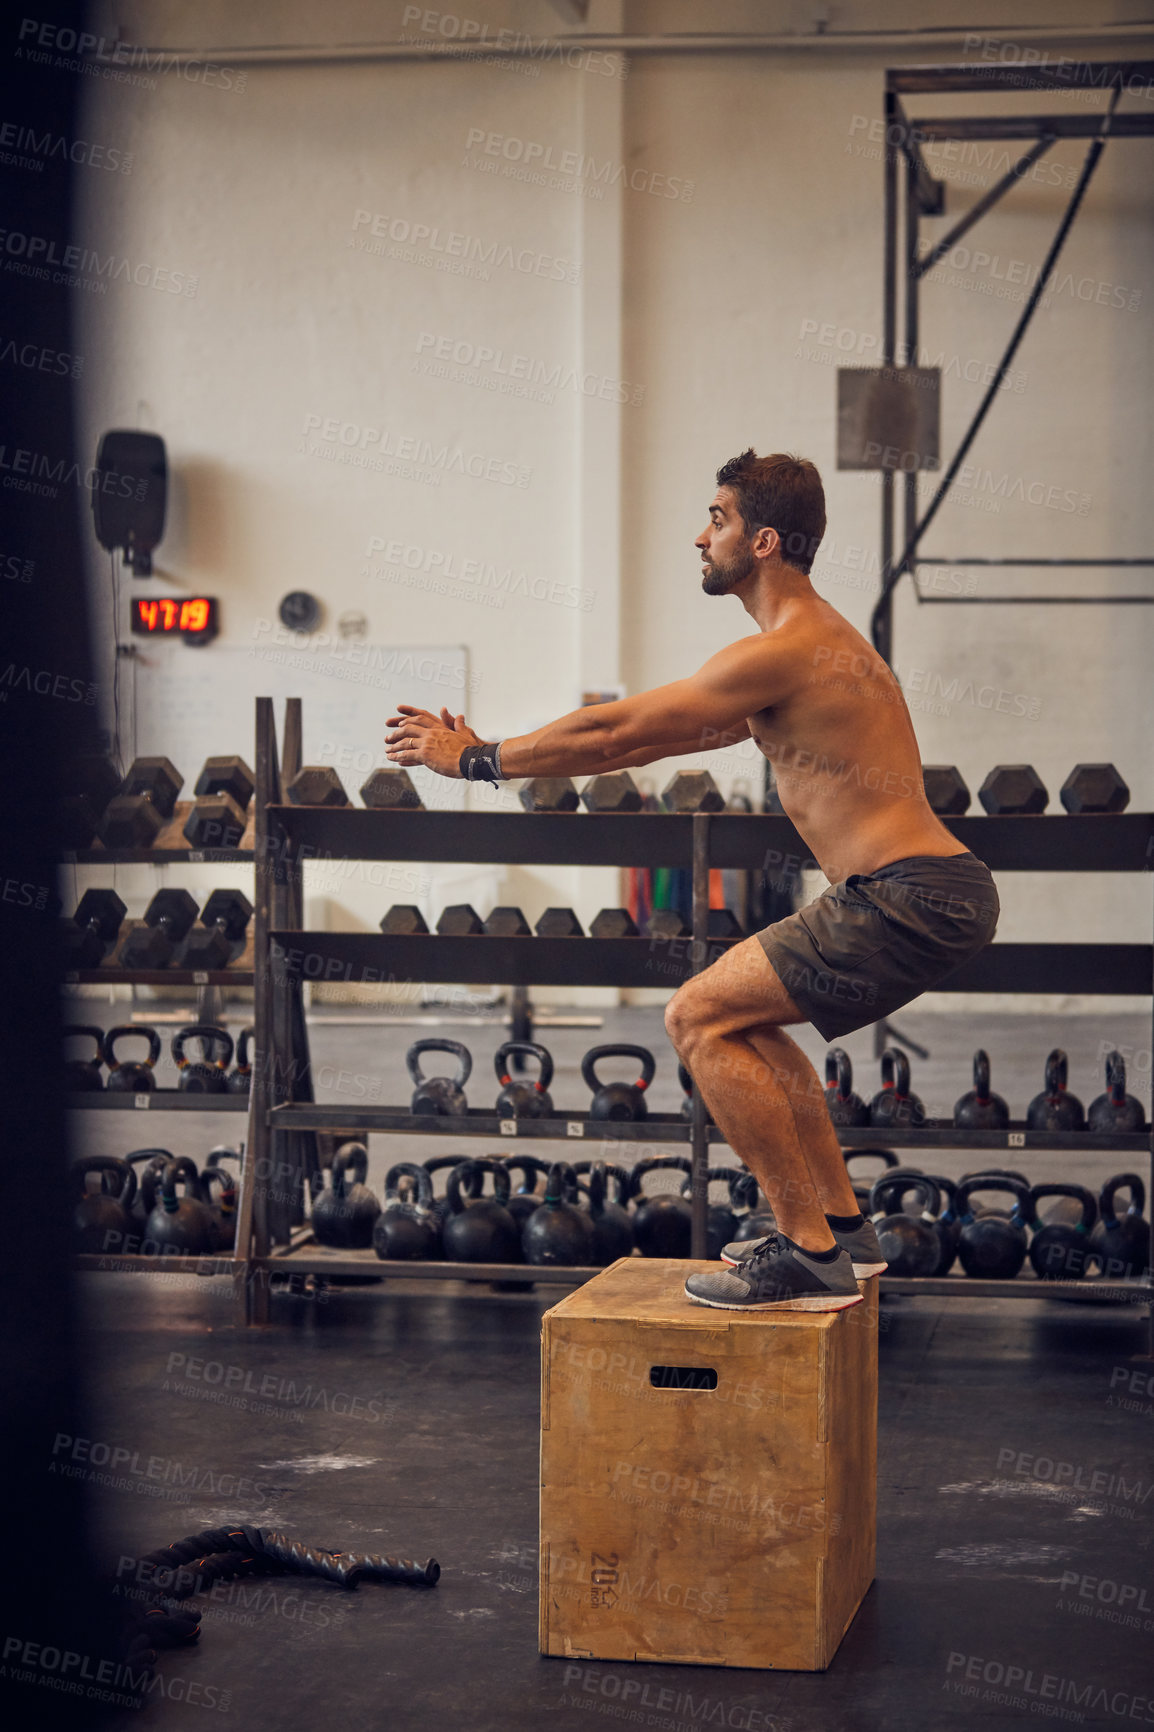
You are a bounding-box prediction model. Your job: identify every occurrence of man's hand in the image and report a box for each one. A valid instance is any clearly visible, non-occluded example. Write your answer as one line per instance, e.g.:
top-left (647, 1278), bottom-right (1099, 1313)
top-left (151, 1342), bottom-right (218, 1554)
top-left (385, 705), bottom-right (483, 779)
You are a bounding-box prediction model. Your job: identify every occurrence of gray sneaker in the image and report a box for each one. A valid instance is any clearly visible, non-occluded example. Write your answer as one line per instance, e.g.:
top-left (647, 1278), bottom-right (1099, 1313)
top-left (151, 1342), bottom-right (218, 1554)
top-left (685, 1235), bottom-right (862, 1312)
top-left (722, 1218), bottom-right (888, 1278)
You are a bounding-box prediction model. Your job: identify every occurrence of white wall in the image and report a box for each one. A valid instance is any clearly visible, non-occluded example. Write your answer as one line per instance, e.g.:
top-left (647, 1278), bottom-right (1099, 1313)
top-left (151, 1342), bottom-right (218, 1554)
top-left (74, 0), bottom-right (1154, 1006)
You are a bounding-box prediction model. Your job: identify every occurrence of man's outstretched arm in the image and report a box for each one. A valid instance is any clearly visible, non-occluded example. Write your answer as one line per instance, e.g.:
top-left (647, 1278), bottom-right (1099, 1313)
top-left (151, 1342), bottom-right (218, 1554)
top-left (385, 636), bottom-right (790, 779)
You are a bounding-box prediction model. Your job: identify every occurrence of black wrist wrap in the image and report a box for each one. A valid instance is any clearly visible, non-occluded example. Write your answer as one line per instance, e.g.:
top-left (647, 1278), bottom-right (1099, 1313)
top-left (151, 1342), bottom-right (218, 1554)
top-left (459, 743), bottom-right (502, 783)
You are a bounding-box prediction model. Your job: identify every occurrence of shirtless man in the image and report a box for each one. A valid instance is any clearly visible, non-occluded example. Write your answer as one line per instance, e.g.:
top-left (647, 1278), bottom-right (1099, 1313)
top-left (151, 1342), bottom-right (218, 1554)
top-left (385, 449), bottom-right (999, 1313)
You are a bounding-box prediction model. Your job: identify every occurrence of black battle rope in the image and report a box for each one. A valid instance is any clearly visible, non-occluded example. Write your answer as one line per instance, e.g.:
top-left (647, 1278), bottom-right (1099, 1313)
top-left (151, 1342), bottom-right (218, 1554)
top-left (119, 1524), bottom-right (439, 1676)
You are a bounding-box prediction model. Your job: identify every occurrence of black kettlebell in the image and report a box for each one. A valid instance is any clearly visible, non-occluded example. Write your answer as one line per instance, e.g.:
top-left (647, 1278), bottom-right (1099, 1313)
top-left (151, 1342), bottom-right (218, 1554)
top-left (422, 1155), bottom-right (483, 1249)
top-left (72, 1156), bottom-right (137, 1253)
top-left (502, 1155), bottom-right (549, 1229)
top-left (1026, 1183), bottom-right (1097, 1280)
top-left (1090, 1173), bottom-right (1150, 1279)
top-left (494, 1041), bottom-right (554, 1119)
top-left (63, 1024), bottom-right (105, 1090)
top-left (921, 1173), bottom-right (961, 1276)
top-left (310, 1143), bottom-right (380, 1249)
top-left (678, 1062), bottom-right (713, 1124)
top-left (408, 1039), bottom-right (471, 1116)
top-left (582, 1044), bottom-right (656, 1121)
top-left (145, 1157), bottom-right (214, 1256)
top-left (956, 1176), bottom-right (1030, 1279)
top-left (227, 1026), bottom-right (255, 1096)
top-left (729, 1169), bottom-right (777, 1243)
top-left (373, 1162), bottom-right (439, 1261)
top-left (198, 1166), bottom-right (239, 1252)
top-left (103, 1025), bottom-right (161, 1093)
top-left (572, 1161), bottom-right (634, 1264)
top-left (1026, 1049), bottom-right (1085, 1132)
top-left (522, 1162), bottom-right (596, 1266)
top-left (844, 1147), bottom-right (899, 1213)
top-left (953, 1049), bottom-right (1010, 1130)
top-left (959, 1168), bottom-right (1032, 1217)
top-left (1087, 1050), bottom-right (1146, 1133)
top-left (629, 1156), bottom-right (692, 1257)
top-left (679, 1166), bottom-right (739, 1259)
top-left (868, 1171), bottom-right (942, 1279)
top-left (441, 1157), bottom-right (521, 1263)
top-left (870, 1047), bottom-right (926, 1128)
top-left (825, 1048), bottom-right (870, 1128)
top-left (125, 1149), bottom-right (174, 1228)
top-left (172, 1024), bottom-right (233, 1093)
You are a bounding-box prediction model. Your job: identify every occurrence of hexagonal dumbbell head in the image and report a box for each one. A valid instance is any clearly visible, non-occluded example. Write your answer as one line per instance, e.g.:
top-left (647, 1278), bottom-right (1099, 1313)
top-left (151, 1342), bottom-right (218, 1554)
top-left (287, 766), bottom-right (350, 807)
top-left (62, 888), bottom-right (127, 967)
top-left (580, 771), bottom-right (643, 813)
top-left (535, 907), bottom-right (585, 937)
top-left (194, 756), bottom-right (255, 813)
top-left (183, 793), bottom-right (247, 850)
top-left (661, 770), bottom-right (726, 813)
top-left (436, 904), bottom-right (484, 935)
top-left (57, 754), bottom-right (123, 849)
top-left (519, 776), bottom-right (580, 813)
top-left (360, 767), bottom-right (424, 809)
top-left (119, 888), bottom-right (200, 970)
top-left (1060, 763), bottom-right (1130, 815)
top-left (101, 757), bottom-right (183, 849)
top-left (121, 757), bottom-right (183, 817)
top-left (645, 909), bottom-right (689, 939)
top-left (181, 888), bottom-right (255, 970)
top-left (380, 905), bottom-right (430, 934)
top-left (707, 909), bottom-right (744, 940)
top-left (923, 765), bottom-right (971, 815)
top-left (978, 764), bottom-right (1049, 815)
top-left (590, 908), bottom-right (640, 939)
top-left (483, 906), bottom-right (532, 936)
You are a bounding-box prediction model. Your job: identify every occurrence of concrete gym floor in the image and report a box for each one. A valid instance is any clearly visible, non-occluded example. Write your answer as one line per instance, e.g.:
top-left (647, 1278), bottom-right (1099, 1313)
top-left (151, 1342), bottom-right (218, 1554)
top-left (68, 1001), bottom-right (1154, 1732)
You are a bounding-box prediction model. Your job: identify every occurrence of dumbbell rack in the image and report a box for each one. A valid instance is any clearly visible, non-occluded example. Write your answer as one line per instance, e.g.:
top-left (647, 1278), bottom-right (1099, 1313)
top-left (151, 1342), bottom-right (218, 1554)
top-left (247, 697), bottom-right (1154, 1341)
top-left (62, 796), bottom-right (258, 1310)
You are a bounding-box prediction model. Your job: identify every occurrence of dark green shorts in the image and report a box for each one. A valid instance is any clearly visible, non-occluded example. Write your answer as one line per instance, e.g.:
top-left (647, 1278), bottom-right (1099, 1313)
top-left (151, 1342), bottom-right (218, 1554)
top-left (759, 851), bottom-right (999, 1041)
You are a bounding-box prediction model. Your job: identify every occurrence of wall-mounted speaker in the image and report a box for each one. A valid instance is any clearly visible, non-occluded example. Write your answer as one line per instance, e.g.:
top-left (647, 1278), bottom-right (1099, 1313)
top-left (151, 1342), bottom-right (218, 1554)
top-left (90, 430), bottom-right (167, 575)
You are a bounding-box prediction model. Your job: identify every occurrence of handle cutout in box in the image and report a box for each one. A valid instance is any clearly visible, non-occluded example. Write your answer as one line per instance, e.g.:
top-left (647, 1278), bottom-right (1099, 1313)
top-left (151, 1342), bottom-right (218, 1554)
top-left (649, 1365), bottom-right (718, 1392)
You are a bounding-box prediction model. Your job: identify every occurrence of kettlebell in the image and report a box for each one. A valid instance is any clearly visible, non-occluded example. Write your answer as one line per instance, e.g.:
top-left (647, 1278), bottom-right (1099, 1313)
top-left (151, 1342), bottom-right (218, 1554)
top-left (172, 1024), bottom-right (233, 1094)
top-left (869, 1047), bottom-right (926, 1128)
top-left (844, 1147), bottom-right (899, 1213)
top-left (868, 1171), bottom-right (942, 1278)
top-left (1026, 1183), bottom-right (1097, 1281)
top-left (373, 1162), bottom-right (439, 1261)
top-left (678, 1166), bottom-right (739, 1259)
top-left (924, 1173), bottom-right (961, 1276)
top-left (522, 1162), bottom-right (596, 1266)
top-left (502, 1155), bottom-right (549, 1229)
top-left (423, 1155), bottom-right (483, 1248)
top-left (494, 1041), bottom-right (554, 1119)
top-left (227, 1025), bottom-right (255, 1096)
top-left (678, 1062), bottom-right (713, 1124)
top-left (1026, 1049), bottom-right (1085, 1132)
top-left (1087, 1050), bottom-right (1146, 1133)
top-left (408, 1039), bottom-right (471, 1116)
top-left (1090, 1173), bottom-right (1150, 1280)
top-left (953, 1049), bottom-right (1010, 1130)
top-left (824, 1048), bottom-right (870, 1128)
top-left (582, 1044), bottom-right (656, 1121)
top-left (198, 1166), bottom-right (239, 1252)
top-left (63, 1024), bottom-right (105, 1090)
top-left (126, 1150), bottom-right (174, 1228)
top-left (959, 1168), bottom-right (1032, 1218)
top-left (310, 1143), bottom-right (380, 1249)
top-left (572, 1161), bottom-right (634, 1264)
top-left (103, 1025), bottom-right (161, 1093)
top-left (728, 1169), bottom-right (777, 1243)
top-left (72, 1156), bottom-right (137, 1253)
top-left (145, 1157), bottom-right (214, 1256)
top-left (955, 1176), bottom-right (1030, 1279)
top-left (628, 1156), bottom-right (692, 1257)
top-left (441, 1157), bottom-right (521, 1264)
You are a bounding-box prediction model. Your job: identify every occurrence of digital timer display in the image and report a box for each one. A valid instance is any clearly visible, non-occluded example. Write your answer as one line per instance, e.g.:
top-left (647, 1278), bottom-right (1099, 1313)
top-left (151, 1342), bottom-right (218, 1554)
top-left (130, 596), bottom-right (218, 640)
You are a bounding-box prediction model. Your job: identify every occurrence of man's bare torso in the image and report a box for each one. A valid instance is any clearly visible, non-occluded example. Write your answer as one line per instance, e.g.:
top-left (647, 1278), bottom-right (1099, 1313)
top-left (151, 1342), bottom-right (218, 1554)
top-left (743, 597), bottom-right (965, 885)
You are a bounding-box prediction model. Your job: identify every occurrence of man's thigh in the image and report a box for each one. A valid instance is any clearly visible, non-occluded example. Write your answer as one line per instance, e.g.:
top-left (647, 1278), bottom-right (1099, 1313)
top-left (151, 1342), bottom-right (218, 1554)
top-left (673, 935), bottom-right (809, 1033)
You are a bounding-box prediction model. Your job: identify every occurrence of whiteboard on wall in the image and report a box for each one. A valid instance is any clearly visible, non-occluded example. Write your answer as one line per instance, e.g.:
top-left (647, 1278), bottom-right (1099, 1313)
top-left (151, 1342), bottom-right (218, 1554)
top-left (130, 640), bottom-right (470, 810)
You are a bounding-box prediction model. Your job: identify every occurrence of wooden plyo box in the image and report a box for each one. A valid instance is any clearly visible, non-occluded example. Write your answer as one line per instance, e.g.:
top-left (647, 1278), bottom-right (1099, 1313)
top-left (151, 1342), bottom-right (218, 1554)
top-left (539, 1258), bottom-right (877, 1672)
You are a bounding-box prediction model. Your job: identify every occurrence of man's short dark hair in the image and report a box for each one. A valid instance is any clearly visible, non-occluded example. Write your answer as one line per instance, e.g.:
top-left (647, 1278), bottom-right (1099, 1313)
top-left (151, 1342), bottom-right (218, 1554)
top-left (715, 450), bottom-right (826, 575)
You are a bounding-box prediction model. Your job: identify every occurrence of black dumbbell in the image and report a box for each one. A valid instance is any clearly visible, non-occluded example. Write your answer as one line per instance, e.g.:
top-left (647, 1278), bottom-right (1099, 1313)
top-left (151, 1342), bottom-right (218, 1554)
top-left (437, 905), bottom-right (483, 935)
top-left (119, 889), bottom-right (200, 970)
top-left (1060, 764), bottom-right (1130, 814)
top-left (923, 765), bottom-right (971, 815)
top-left (535, 908), bottom-right (584, 937)
top-left (57, 753), bottom-right (122, 848)
top-left (661, 770), bottom-right (726, 813)
top-left (978, 765), bottom-right (1048, 815)
top-left (519, 777), bottom-right (579, 812)
top-left (581, 772), bottom-right (642, 813)
top-left (101, 757), bottom-right (183, 848)
top-left (361, 767), bottom-right (424, 809)
top-left (183, 756), bottom-right (254, 849)
top-left (61, 888), bottom-right (126, 967)
top-left (590, 908), bottom-right (639, 938)
top-left (180, 888), bottom-right (254, 970)
top-left (381, 905), bottom-right (430, 934)
top-left (287, 766), bottom-right (350, 806)
top-left (484, 907), bottom-right (531, 936)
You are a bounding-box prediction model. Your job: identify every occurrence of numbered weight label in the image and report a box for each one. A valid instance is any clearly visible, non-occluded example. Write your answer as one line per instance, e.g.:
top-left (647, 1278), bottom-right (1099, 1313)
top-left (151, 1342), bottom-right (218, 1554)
top-left (1007, 1131), bottom-right (1025, 1148)
top-left (193, 971), bottom-right (210, 985)
top-left (567, 1121), bottom-right (584, 1138)
top-left (499, 1119), bottom-right (518, 1137)
top-left (134, 1094), bottom-right (151, 1109)
top-left (188, 851), bottom-right (205, 862)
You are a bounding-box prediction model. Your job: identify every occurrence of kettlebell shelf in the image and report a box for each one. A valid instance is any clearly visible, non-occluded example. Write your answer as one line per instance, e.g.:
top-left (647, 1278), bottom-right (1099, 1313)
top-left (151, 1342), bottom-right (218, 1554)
top-left (68, 1093), bottom-right (249, 1111)
top-left (247, 697), bottom-right (1154, 1337)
